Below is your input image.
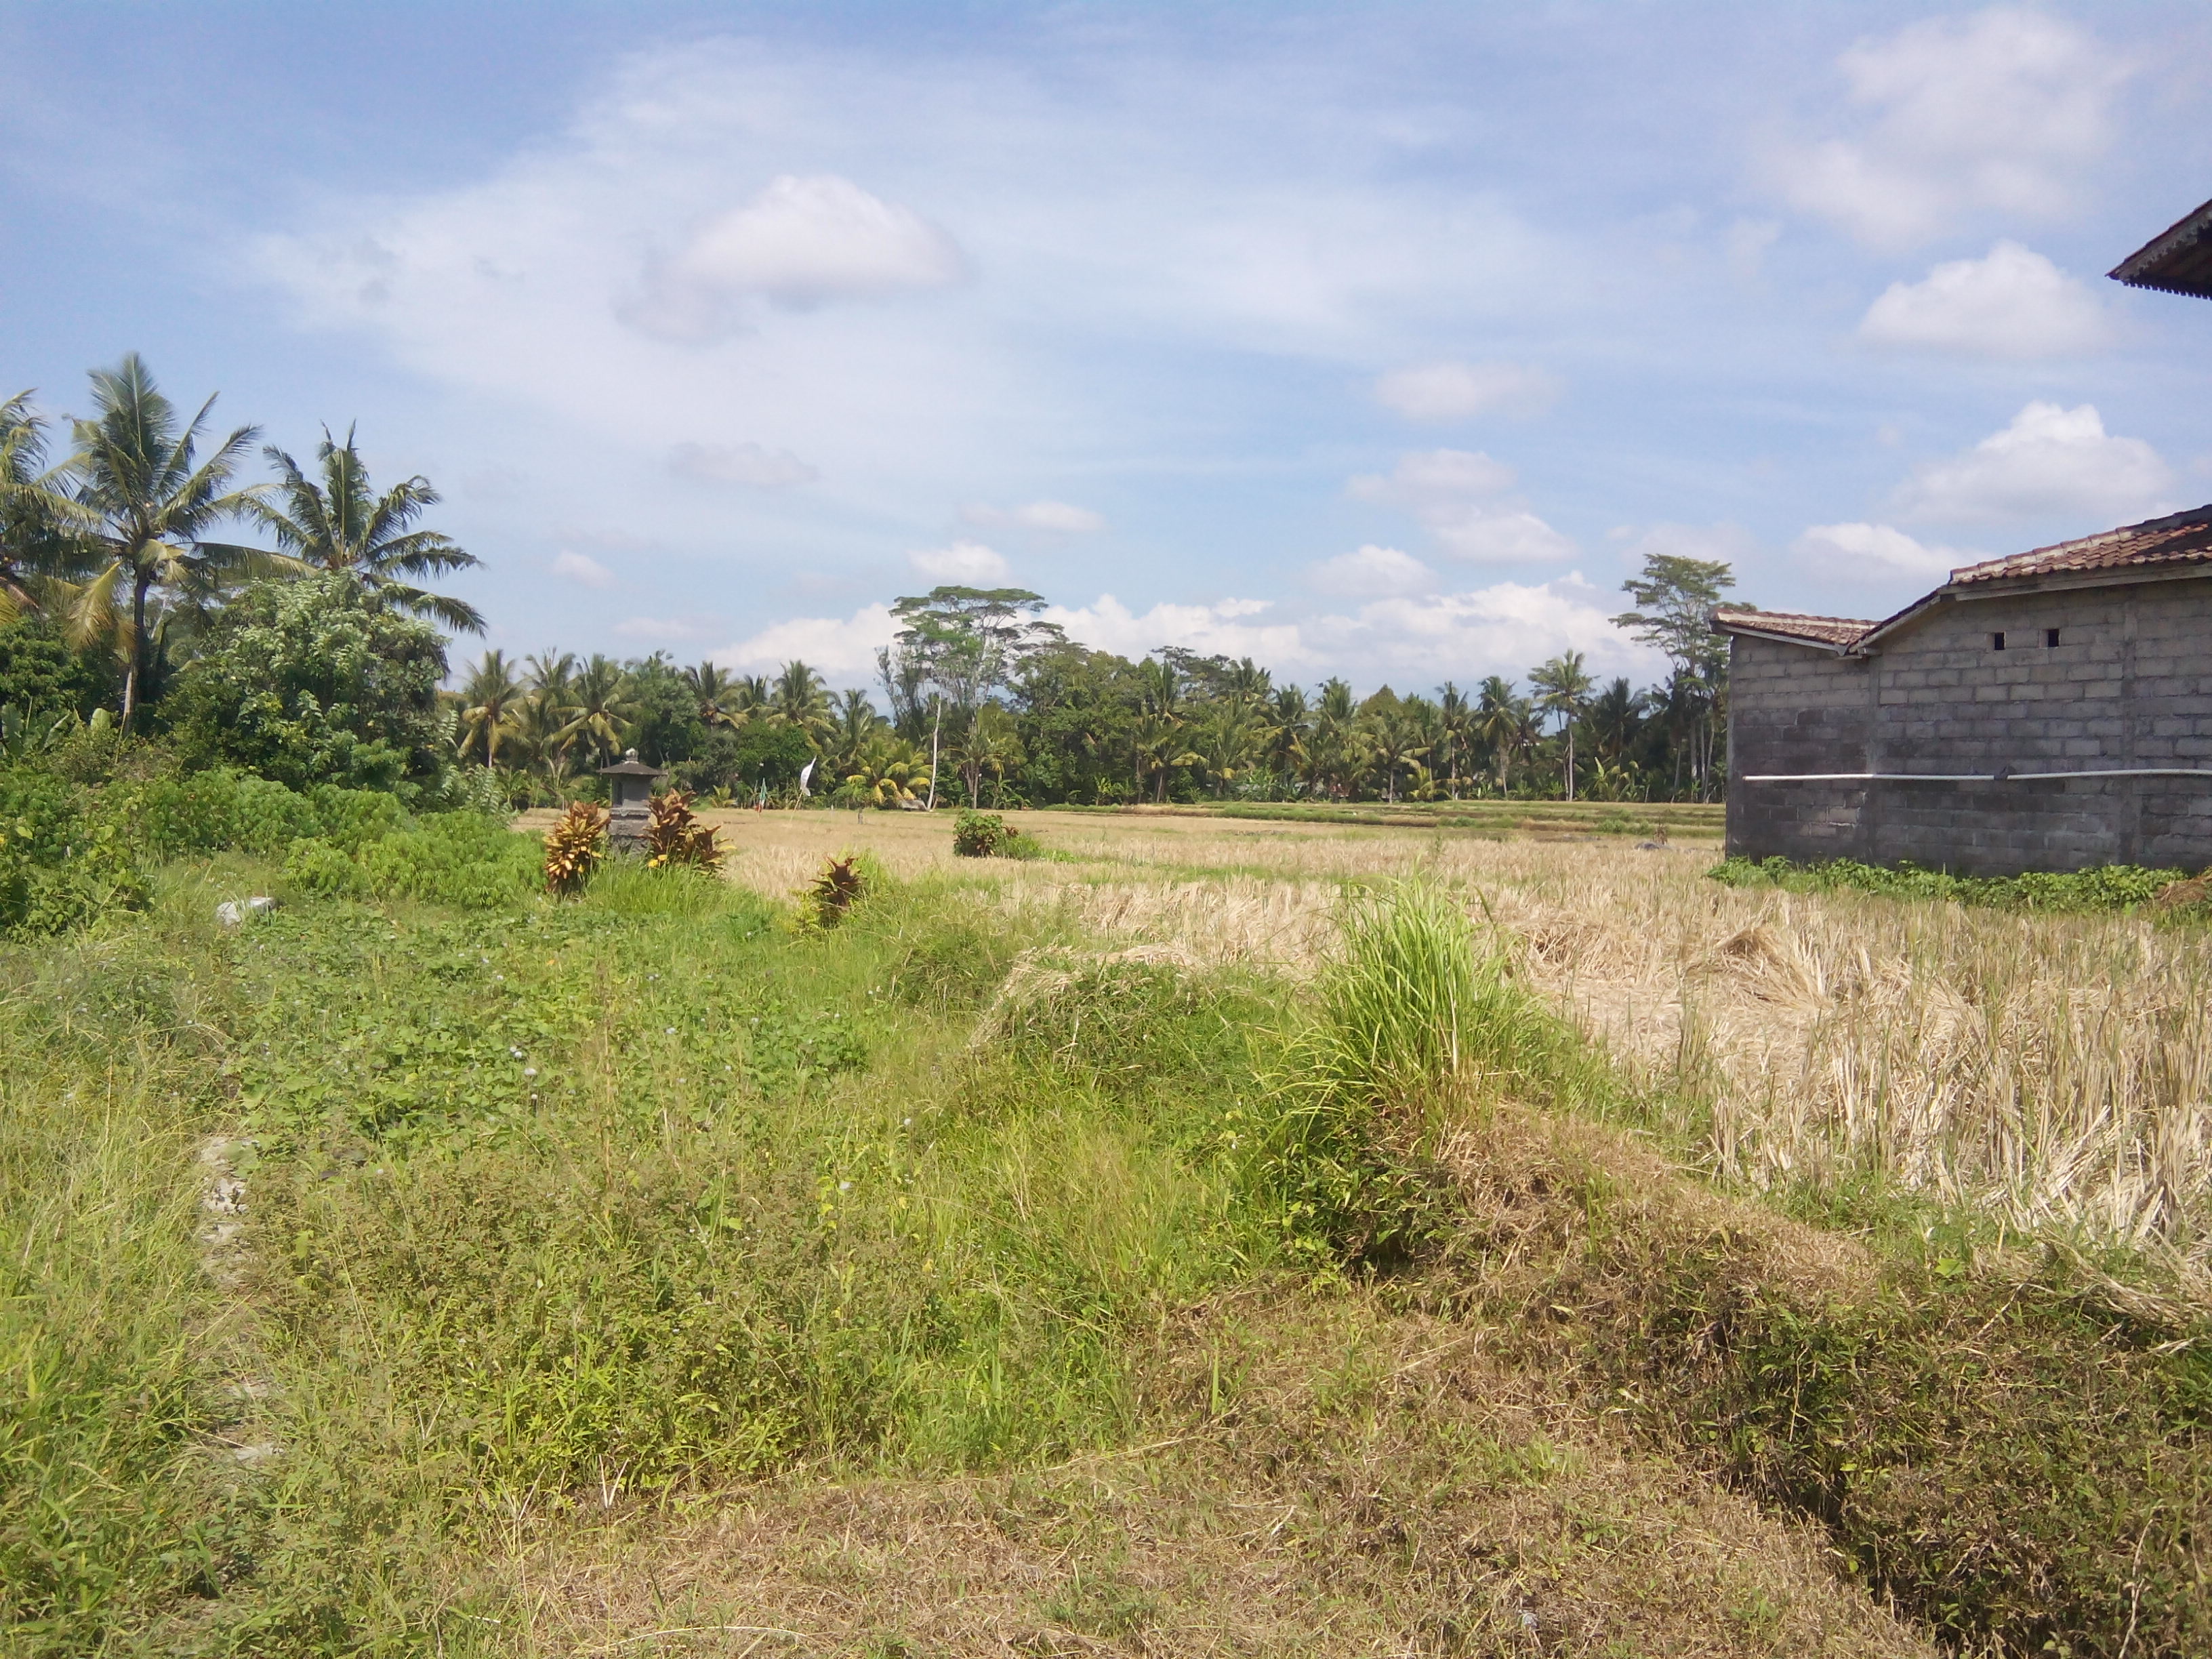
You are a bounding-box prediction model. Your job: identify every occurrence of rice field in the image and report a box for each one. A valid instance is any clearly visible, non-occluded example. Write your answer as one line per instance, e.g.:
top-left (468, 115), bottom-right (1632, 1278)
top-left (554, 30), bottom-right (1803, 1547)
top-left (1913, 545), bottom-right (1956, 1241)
top-left (682, 804), bottom-right (2212, 1271)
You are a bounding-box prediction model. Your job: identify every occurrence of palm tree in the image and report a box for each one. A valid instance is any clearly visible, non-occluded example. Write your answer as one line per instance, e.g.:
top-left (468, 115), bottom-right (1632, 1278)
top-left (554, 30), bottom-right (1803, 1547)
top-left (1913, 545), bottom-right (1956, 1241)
top-left (1267, 683), bottom-right (1311, 789)
top-left (1435, 682), bottom-right (1473, 798)
top-left (251, 426), bottom-right (483, 631)
top-left (459, 650), bottom-right (526, 767)
top-left (1366, 703), bottom-right (1431, 804)
top-left (954, 704), bottom-right (1024, 806)
top-left (683, 661), bottom-right (751, 731)
top-left (1189, 699), bottom-right (1265, 797)
top-left (1475, 676), bottom-right (1529, 794)
top-left (845, 733), bottom-right (929, 808)
top-left (1307, 678), bottom-right (1367, 798)
top-left (1530, 650), bottom-right (1595, 801)
top-left (556, 654), bottom-right (632, 770)
top-left (769, 659), bottom-right (833, 747)
top-left (827, 687), bottom-right (883, 776)
top-left (50, 354), bottom-right (276, 729)
top-left (0, 390), bottom-right (87, 624)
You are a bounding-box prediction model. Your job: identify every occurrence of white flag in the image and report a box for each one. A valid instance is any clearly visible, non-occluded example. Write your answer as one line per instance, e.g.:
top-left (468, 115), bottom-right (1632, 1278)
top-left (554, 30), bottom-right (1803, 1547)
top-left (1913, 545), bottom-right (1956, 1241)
top-left (798, 758), bottom-right (816, 797)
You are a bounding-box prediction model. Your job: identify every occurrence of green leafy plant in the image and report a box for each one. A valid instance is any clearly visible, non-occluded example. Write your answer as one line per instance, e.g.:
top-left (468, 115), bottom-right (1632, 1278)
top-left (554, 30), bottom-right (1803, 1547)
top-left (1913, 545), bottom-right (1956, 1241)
top-left (1708, 854), bottom-right (2196, 914)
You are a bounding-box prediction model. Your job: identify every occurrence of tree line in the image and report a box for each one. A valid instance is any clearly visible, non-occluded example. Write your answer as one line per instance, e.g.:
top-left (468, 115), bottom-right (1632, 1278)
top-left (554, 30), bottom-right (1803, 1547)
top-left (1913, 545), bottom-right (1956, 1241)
top-left (3, 354), bottom-right (1736, 807)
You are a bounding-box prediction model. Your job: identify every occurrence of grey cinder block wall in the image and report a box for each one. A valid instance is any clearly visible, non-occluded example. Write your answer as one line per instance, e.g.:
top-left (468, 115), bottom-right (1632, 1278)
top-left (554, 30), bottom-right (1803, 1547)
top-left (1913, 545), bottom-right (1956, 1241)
top-left (1721, 573), bottom-right (2212, 875)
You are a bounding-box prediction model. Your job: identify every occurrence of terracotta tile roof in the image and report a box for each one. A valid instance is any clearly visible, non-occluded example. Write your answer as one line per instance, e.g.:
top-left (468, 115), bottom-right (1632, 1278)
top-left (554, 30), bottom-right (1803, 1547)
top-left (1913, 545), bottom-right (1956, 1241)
top-left (2110, 197), bottom-right (2212, 300)
top-left (1711, 607), bottom-right (1872, 649)
top-left (1946, 506), bottom-right (2212, 586)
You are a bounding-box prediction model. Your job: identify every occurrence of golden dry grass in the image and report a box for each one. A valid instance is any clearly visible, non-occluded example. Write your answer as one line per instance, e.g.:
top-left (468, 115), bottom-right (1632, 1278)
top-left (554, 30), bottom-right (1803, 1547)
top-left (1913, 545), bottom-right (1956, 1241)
top-left (588, 806), bottom-right (2212, 1258)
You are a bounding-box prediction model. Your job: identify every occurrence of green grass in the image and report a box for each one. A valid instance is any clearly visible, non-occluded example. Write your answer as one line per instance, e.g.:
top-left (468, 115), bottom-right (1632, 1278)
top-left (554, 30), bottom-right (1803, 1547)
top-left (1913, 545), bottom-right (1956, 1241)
top-left (1050, 798), bottom-right (1725, 836)
top-left (5, 848), bottom-right (2210, 1656)
top-left (1708, 852), bottom-right (2203, 913)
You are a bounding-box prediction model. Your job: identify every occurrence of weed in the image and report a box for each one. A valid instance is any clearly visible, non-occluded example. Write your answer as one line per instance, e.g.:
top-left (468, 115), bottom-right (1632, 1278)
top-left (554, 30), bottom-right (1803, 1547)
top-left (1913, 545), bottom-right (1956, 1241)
top-left (1708, 853), bottom-right (2194, 913)
top-left (803, 854), bottom-right (866, 927)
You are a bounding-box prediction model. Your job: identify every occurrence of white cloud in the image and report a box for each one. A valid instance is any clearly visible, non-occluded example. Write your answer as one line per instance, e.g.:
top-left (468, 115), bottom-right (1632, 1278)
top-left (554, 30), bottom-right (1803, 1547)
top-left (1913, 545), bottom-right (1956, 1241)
top-left (625, 173), bottom-right (968, 340)
top-left (1350, 448), bottom-right (1574, 564)
top-left (1044, 595), bottom-right (1308, 665)
top-left (1373, 359), bottom-right (1561, 422)
top-left (718, 601), bottom-right (897, 677)
top-left (1858, 241), bottom-right (2110, 358)
top-left (614, 615), bottom-right (722, 642)
top-left (1790, 523), bottom-right (1966, 582)
top-left (1307, 573), bottom-right (1660, 684)
top-left (960, 499), bottom-right (1106, 534)
top-left (1307, 544), bottom-right (1436, 598)
top-left (552, 550), bottom-right (615, 588)
top-left (668, 441), bottom-right (820, 487)
top-left (1891, 402), bottom-right (2175, 526)
top-left (1351, 448), bottom-right (1517, 501)
top-left (908, 539), bottom-right (1009, 581)
top-left (1767, 9), bottom-right (2130, 247)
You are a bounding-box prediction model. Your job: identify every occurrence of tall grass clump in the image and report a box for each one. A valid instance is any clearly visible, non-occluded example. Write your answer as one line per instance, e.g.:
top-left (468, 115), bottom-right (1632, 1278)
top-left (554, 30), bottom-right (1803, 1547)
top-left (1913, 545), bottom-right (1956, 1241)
top-left (1247, 884), bottom-right (1584, 1267)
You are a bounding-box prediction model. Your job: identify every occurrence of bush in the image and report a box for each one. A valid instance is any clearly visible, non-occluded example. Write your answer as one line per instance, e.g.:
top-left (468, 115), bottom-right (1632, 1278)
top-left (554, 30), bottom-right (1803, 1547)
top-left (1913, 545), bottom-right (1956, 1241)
top-left (953, 811), bottom-right (1036, 859)
top-left (354, 815), bottom-right (541, 910)
top-left (283, 837), bottom-right (372, 899)
top-left (0, 769), bottom-right (148, 937)
top-left (161, 571), bottom-right (448, 791)
top-left (123, 769), bottom-right (321, 859)
top-left (1709, 854), bottom-right (2192, 912)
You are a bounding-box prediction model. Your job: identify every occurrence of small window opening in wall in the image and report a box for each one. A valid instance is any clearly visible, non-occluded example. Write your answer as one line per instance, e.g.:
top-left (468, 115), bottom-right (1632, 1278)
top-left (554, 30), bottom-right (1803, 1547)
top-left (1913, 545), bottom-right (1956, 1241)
top-left (2046, 628), bottom-right (2061, 647)
top-left (1992, 631), bottom-right (2006, 651)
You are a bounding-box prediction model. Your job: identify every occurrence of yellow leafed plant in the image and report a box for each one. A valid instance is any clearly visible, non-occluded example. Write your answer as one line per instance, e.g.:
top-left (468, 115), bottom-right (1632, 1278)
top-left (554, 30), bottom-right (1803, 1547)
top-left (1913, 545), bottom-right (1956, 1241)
top-left (644, 788), bottom-right (725, 872)
top-left (543, 799), bottom-right (608, 894)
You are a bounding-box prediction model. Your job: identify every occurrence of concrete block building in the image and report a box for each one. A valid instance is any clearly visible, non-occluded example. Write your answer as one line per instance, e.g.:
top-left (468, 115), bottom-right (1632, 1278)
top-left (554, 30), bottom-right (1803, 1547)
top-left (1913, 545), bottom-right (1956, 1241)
top-left (1714, 508), bottom-right (2212, 874)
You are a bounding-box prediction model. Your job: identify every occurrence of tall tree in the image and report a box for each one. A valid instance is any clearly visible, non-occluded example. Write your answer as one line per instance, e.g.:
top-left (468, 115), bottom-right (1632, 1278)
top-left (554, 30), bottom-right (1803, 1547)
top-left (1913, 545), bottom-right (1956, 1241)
top-left (1474, 676), bottom-right (1528, 794)
top-left (556, 654), bottom-right (632, 770)
top-left (1615, 550), bottom-right (1734, 799)
top-left (1530, 651), bottom-right (1595, 801)
top-left (251, 426), bottom-right (483, 631)
top-left (769, 659), bottom-right (833, 746)
top-left (888, 586), bottom-right (1064, 808)
top-left (0, 390), bottom-right (85, 624)
top-left (52, 355), bottom-right (276, 729)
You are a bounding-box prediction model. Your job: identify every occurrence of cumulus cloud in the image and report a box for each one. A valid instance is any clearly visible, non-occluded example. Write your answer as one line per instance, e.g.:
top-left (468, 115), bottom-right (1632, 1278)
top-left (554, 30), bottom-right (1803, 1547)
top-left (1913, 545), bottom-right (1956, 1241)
top-left (909, 540), bottom-right (1010, 581)
top-left (625, 173), bottom-right (968, 340)
top-left (552, 550), bottom-right (615, 588)
top-left (960, 499), bottom-right (1106, 534)
top-left (1306, 573), bottom-right (1659, 684)
top-left (1372, 359), bottom-right (1561, 422)
top-left (1790, 523), bottom-right (1967, 582)
top-left (1767, 8), bottom-right (2130, 247)
top-left (1351, 449), bottom-right (1574, 564)
top-left (719, 601), bottom-right (897, 677)
top-left (1307, 544), bottom-right (1437, 598)
top-left (1891, 402), bottom-right (2174, 526)
top-left (1043, 595), bottom-right (1307, 665)
top-left (1858, 241), bottom-right (2110, 358)
top-left (668, 441), bottom-right (820, 487)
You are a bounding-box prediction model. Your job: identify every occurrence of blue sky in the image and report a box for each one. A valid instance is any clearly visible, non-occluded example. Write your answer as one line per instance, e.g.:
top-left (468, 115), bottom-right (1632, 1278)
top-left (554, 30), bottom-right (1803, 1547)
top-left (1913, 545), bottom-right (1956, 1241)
top-left (5, 2), bottom-right (2211, 692)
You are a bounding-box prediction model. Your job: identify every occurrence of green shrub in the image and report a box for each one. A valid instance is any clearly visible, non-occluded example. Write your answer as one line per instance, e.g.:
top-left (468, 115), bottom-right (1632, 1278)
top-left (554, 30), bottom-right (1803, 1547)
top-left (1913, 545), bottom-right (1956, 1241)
top-left (354, 814), bottom-right (540, 910)
top-left (306, 784), bottom-right (409, 852)
top-left (121, 768), bottom-right (321, 859)
top-left (283, 836), bottom-right (372, 899)
top-left (1708, 855), bottom-right (2192, 912)
top-left (952, 811), bottom-right (1036, 859)
top-left (0, 769), bottom-right (148, 937)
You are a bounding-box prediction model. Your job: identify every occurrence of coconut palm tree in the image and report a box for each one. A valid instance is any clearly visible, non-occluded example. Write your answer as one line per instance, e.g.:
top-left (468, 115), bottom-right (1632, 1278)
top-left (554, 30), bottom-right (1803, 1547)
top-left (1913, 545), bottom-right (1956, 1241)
top-left (251, 426), bottom-right (483, 631)
top-left (49, 355), bottom-right (276, 729)
top-left (1366, 703), bottom-right (1431, 804)
top-left (683, 661), bottom-right (751, 731)
top-left (459, 650), bottom-right (526, 766)
top-left (1189, 698), bottom-right (1265, 798)
top-left (556, 655), bottom-right (633, 771)
top-left (954, 703), bottom-right (1024, 806)
top-left (1435, 682), bottom-right (1473, 798)
top-left (1475, 676), bottom-right (1529, 794)
top-left (828, 687), bottom-right (884, 777)
top-left (0, 390), bottom-right (86, 623)
top-left (845, 732), bottom-right (929, 807)
top-left (1267, 683), bottom-right (1310, 792)
top-left (769, 659), bottom-right (833, 746)
top-left (1530, 650), bottom-right (1595, 801)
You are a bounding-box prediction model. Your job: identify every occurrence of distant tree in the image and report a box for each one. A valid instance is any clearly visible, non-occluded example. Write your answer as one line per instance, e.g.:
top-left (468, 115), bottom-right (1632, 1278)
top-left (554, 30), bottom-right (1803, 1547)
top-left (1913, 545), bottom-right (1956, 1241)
top-left (1530, 650), bottom-right (1595, 801)
top-left (459, 649), bottom-right (525, 766)
top-left (1615, 550), bottom-right (1734, 798)
top-left (163, 571), bottom-right (446, 791)
top-left (769, 659), bottom-right (834, 746)
top-left (888, 586), bottom-right (1065, 808)
top-left (0, 391), bottom-right (87, 625)
top-left (827, 687), bottom-right (883, 777)
top-left (50, 355), bottom-right (277, 731)
top-left (556, 655), bottom-right (632, 770)
top-left (251, 426), bottom-right (483, 631)
top-left (1474, 676), bottom-right (1530, 794)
